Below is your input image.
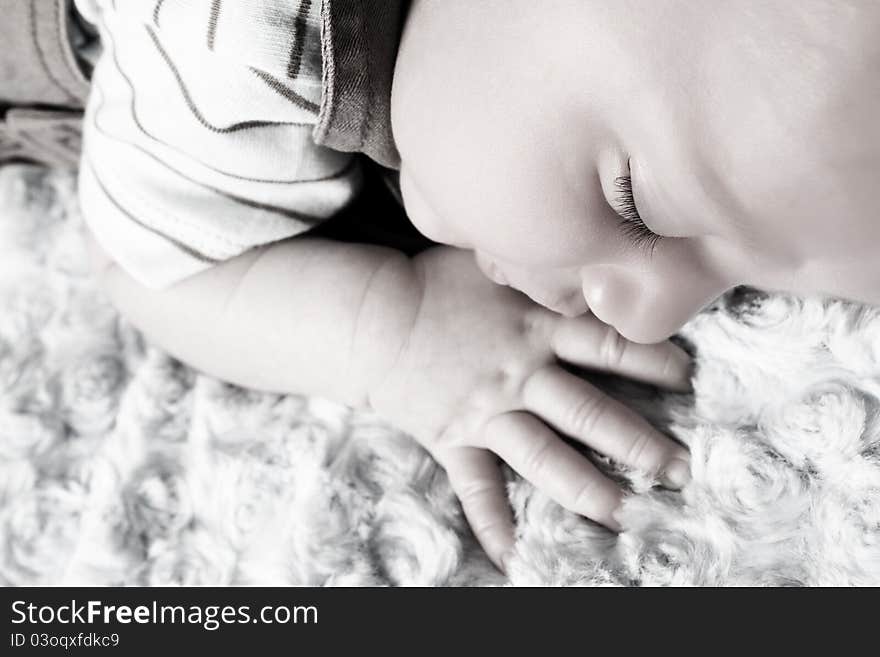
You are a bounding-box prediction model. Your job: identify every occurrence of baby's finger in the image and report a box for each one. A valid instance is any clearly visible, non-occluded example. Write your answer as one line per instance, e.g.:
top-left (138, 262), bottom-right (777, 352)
top-left (523, 366), bottom-right (691, 488)
top-left (552, 315), bottom-right (692, 392)
top-left (442, 447), bottom-right (515, 572)
top-left (483, 411), bottom-right (623, 530)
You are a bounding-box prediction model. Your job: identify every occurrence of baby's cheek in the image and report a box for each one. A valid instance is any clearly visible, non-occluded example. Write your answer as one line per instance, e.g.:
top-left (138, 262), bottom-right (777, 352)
top-left (398, 169), bottom-right (460, 247)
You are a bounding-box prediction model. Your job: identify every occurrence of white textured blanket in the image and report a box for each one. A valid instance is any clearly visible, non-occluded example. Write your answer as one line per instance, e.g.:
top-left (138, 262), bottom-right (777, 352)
top-left (2, 164), bottom-right (879, 586)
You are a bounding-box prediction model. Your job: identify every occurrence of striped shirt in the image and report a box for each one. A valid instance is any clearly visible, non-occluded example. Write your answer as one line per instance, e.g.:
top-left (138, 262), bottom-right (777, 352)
top-left (76, 0), bottom-right (363, 288)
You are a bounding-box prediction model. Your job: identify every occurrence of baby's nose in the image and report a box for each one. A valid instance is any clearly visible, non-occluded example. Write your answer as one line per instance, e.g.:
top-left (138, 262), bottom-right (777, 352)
top-left (581, 271), bottom-right (638, 337)
top-left (581, 262), bottom-right (728, 344)
top-left (581, 266), bottom-right (688, 344)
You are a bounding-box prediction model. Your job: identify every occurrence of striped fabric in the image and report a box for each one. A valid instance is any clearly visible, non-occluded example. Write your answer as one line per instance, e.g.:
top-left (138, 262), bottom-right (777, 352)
top-left (76, 0), bottom-right (362, 288)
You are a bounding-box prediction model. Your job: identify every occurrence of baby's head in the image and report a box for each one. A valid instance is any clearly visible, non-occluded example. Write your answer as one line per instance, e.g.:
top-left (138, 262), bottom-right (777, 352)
top-left (392, 0), bottom-right (880, 343)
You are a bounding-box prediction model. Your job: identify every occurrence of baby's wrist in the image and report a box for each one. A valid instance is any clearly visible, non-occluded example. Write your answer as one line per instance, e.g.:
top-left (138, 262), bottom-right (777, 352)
top-left (349, 252), bottom-right (424, 413)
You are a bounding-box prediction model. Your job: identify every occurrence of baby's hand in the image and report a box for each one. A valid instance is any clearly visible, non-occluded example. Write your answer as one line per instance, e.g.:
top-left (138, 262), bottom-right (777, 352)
top-left (366, 247), bottom-right (691, 570)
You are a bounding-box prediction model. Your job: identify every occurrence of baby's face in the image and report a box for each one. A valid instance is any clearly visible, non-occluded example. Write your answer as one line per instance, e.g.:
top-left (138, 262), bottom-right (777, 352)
top-left (392, 0), bottom-right (880, 343)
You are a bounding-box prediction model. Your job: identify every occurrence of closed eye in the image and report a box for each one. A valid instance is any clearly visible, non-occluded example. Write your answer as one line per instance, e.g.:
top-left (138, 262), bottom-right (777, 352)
top-left (613, 175), bottom-right (662, 255)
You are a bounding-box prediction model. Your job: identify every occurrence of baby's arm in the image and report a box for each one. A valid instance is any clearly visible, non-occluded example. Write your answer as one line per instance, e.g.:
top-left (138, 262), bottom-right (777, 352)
top-left (90, 235), bottom-right (417, 410)
top-left (90, 236), bottom-right (692, 570)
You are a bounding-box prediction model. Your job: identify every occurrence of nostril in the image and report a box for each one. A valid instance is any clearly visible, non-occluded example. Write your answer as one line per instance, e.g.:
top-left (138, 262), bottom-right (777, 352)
top-left (475, 253), bottom-right (508, 285)
top-left (553, 290), bottom-right (589, 317)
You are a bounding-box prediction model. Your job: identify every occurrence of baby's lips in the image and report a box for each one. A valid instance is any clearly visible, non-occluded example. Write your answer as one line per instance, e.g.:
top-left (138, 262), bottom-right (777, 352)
top-left (474, 252), bottom-right (508, 285)
top-left (521, 286), bottom-right (588, 317)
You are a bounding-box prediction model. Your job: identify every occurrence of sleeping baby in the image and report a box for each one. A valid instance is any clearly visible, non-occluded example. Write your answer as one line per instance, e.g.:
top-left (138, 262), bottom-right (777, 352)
top-left (71, 0), bottom-right (879, 572)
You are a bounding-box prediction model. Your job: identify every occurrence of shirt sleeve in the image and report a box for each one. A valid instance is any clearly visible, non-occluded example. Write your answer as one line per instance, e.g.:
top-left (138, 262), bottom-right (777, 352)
top-left (76, 0), bottom-right (361, 288)
top-left (312, 0), bottom-right (407, 169)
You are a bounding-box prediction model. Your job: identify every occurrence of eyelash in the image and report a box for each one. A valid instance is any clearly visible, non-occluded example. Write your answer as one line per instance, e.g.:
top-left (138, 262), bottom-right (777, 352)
top-left (613, 175), bottom-right (662, 255)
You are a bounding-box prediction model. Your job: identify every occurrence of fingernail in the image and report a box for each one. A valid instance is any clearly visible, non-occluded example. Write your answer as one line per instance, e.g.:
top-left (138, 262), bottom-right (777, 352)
top-left (500, 550), bottom-right (515, 575)
top-left (606, 495), bottom-right (625, 533)
top-left (606, 513), bottom-right (623, 533)
top-left (679, 372), bottom-right (694, 393)
top-left (676, 357), bottom-right (695, 393)
top-left (660, 457), bottom-right (692, 490)
top-left (664, 349), bottom-right (694, 393)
